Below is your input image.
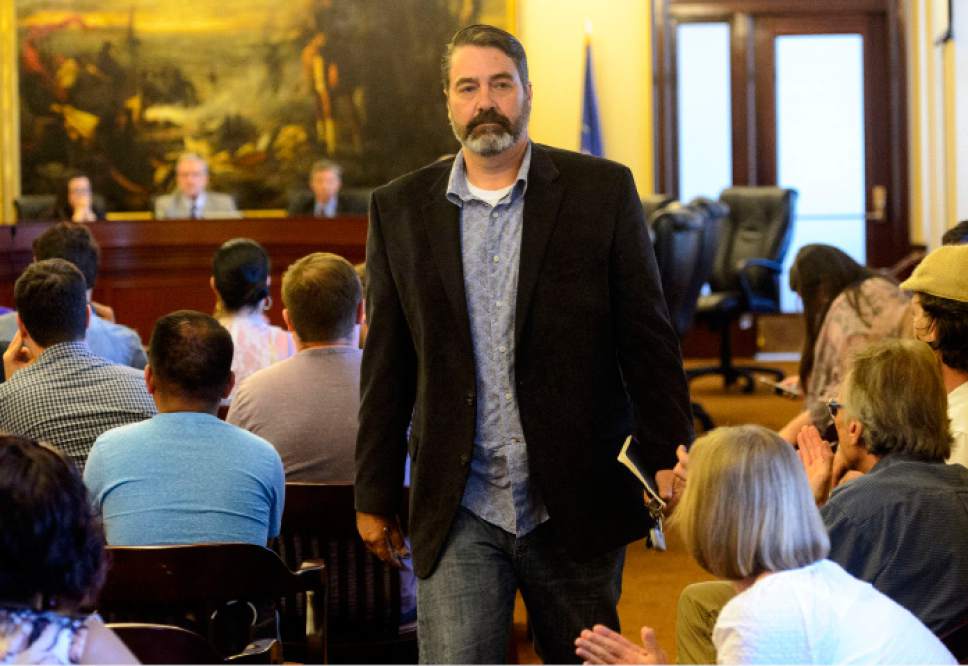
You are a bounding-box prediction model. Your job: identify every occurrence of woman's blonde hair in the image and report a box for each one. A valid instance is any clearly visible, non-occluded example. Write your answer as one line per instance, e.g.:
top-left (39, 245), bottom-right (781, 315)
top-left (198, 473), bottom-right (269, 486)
top-left (842, 338), bottom-right (951, 461)
top-left (675, 425), bottom-right (829, 580)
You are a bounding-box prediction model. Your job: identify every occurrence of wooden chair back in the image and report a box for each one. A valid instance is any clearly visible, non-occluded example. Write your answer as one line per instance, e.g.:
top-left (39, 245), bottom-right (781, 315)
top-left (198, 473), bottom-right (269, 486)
top-left (97, 543), bottom-right (326, 663)
top-left (109, 622), bottom-right (282, 664)
top-left (276, 482), bottom-right (417, 664)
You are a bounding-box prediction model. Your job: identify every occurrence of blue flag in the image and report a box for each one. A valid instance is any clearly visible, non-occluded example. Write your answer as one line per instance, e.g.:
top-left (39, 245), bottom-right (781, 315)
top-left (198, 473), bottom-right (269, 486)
top-left (580, 40), bottom-right (603, 157)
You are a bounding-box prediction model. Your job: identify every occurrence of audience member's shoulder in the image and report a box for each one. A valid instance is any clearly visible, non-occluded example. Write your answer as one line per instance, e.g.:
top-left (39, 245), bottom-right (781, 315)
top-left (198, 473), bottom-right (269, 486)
top-left (221, 418), bottom-right (279, 455)
top-left (90, 418), bottom-right (152, 451)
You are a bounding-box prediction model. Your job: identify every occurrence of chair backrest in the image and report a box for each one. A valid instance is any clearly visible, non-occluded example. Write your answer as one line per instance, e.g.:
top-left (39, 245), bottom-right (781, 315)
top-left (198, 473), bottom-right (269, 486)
top-left (14, 195), bottom-right (56, 221)
top-left (687, 196), bottom-right (728, 296)
top-left (650, 207), bottom-right (706, 337)
top-left (14, 194), bottom-right (107, 221)
top-left (97, 543), bottom-right (325, 662)
top-left (276, 482), bottom-right (415, 662)
top-left (641, 193), bottom-right (675, 224)
top-left (109, 623), bottom-right (282, 665)
top-left (711, 187), bottom-right (797, 301)
top-left (109, 623), bottom-right (225, 664)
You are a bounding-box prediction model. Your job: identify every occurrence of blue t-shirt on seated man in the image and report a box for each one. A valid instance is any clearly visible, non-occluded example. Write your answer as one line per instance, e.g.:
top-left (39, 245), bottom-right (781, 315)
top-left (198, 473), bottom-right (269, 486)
top-left (84, 310), bottom-right (284, 546)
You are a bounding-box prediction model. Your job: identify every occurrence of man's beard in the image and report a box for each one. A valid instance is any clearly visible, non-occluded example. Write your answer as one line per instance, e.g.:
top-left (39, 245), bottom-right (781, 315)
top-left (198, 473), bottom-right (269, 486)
top-left (450, 101), bottom-right (530, 157)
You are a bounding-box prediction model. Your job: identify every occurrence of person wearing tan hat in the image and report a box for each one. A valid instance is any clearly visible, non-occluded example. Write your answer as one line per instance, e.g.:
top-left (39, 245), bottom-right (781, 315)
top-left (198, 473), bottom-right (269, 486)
top-left (900, 244), bottom-right (968, 467)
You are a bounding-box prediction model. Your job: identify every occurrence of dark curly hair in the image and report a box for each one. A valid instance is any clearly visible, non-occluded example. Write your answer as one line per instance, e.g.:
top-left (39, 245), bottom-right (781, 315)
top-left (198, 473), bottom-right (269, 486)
top-left (918, 293), bottom-right (968, 373)
top-left (0, 436), bottom-right (106, 608)
top-left (212, 238), bottom-right (270, 312)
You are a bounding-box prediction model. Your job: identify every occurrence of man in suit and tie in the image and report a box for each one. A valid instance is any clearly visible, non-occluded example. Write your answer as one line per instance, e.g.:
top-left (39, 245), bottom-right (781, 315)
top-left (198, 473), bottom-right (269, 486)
top-left (354, 24), bottom-right (694, 663)
top-left (154, 153), bottom-right (241, 220)
top-left (287, 159), bottom-right (368, 218)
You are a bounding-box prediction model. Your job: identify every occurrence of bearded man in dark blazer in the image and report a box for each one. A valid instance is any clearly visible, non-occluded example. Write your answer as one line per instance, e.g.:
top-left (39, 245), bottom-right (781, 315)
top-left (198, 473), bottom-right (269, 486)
top-left (355, 24), bottom-right (694, 664)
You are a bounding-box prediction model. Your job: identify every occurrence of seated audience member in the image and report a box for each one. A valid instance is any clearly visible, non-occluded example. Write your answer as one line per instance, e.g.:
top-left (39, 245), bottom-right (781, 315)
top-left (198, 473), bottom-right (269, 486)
top-left (0, 435), bottom-right (137, 664)
top-left (46, 172), bottom-right (106, 222)
top-left (0, 260), bottom-right (155, 469)
top-left (212, 238), bottom-right (295, 399)
top-left (84, 310), bottom-right (284, 546)
top-left (942, 220), bottom-right (968, 245)
top-left (574, 425), bottom-right (952, 665)
top-left (798, 338), bottom-right (968, 636)
top-left (287, 159), bottom-right (367, 217)
top-left (778, 244), bottom-right (910, 442)
top-left (228, 254), bottom-right (416, 622)
top-left (0, 223), bottom-right (146, 370)
top-left (899, 245), bottom-right (968, 466)
top-left (227, 252), bottom-right (361, 481)
top-left (154, 153), bottom-right (240, 219)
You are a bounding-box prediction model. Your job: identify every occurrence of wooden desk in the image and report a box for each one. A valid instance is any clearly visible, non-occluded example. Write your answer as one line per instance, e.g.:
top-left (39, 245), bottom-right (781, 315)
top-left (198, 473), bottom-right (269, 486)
top-left (0, 216), bottom-right (368, 342)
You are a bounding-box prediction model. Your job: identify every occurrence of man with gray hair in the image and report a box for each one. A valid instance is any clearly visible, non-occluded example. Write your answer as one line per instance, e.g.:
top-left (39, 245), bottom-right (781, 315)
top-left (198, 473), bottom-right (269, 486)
top-left (154, 153), bottom-right (240, 219)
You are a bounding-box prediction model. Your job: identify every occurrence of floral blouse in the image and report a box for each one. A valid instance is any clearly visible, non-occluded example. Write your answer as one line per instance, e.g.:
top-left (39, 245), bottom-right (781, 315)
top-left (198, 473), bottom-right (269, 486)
top-left (218, 311), bottom-right (295, 401)
top-left (806, 277), bottom-right (911, 428)
top-left (0, 609), bottom-right (91, 664)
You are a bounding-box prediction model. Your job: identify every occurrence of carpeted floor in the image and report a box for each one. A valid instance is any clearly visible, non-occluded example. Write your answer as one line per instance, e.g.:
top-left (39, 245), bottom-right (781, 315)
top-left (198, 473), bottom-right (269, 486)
top-left (511, 359), bottom-right (804, 663)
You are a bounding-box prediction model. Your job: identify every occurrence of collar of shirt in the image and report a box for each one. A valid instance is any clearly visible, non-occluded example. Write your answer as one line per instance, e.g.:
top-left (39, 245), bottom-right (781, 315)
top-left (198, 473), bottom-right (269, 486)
top-left (33, 340), bottom-right (93, 366)
top-left (445, 143), bottom-right (532, 208)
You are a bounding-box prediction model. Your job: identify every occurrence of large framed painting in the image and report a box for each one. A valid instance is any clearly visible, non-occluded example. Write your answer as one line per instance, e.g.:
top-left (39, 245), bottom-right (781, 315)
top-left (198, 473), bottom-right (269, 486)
top-left (16, 0), bottom-right (513, 212)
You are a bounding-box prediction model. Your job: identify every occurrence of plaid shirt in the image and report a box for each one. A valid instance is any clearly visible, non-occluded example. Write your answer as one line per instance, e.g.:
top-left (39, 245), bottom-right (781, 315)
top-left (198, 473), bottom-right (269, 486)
top-left (0, 341), bottom-right (156, 468)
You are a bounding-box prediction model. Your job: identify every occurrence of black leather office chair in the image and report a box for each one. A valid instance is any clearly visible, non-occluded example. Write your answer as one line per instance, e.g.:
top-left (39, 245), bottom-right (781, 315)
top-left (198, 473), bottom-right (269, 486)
top-left (14, 195), bottom-right (56, 220)
top-left (687, 187), bottom-right (797, 392)
top-left (650, 206), bottom-right (714, 431)
top-left (641, 194), bottom-right (674, 224)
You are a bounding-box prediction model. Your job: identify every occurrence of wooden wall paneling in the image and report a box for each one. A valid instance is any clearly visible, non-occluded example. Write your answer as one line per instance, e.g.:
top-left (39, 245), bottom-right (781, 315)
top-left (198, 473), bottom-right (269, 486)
top-left (2, 217), bottom-right (368, 343)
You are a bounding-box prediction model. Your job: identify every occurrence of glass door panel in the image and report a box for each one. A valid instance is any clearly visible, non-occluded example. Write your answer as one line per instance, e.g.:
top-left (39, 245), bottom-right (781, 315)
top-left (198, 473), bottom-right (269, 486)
top-left (774, 34), bottom-right (866, 311)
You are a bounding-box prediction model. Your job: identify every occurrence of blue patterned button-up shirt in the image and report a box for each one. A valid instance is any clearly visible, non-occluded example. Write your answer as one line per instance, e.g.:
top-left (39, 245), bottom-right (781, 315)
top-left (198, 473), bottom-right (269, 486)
top-left (446, 145), bottom-right (549, 536)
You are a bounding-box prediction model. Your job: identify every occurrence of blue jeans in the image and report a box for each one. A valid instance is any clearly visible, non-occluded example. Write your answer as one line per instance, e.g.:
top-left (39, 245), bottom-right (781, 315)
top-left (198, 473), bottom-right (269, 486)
top-left (417, 508), bottom-right (625, 664)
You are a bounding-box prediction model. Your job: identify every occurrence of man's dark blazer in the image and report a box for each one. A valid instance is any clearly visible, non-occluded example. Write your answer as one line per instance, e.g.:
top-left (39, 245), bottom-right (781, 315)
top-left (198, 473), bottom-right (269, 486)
top-left (286, 190), bottom-right (369, 217)
top-left (356, 143), bottom-right (694, 578)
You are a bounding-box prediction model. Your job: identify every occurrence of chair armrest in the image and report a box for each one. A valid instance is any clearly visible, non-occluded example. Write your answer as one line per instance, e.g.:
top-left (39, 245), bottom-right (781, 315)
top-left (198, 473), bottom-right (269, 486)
top-left (226, 638), bottom-right (283, 664)
top-left (296, 558), bottom-right (326, 575)
top-left (735, 257), bottom-right (783, 306)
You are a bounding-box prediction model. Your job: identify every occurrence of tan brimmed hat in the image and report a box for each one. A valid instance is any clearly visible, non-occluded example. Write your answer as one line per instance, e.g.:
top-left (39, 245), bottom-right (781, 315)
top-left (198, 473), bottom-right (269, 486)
top-left (900, 245), bottom-right (968, 303)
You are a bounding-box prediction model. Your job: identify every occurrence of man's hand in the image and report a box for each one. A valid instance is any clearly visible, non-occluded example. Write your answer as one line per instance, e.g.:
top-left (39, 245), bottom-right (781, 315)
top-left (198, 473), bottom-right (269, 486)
top-left (3, 331), bottom-right (34, 379)
top-left (356, 511), bottom-right (408, 569)
top-left (575, 624), bottom-right (668, 665)
top-left (91, 301), bottom-right (116, 323)
top-left (796, 425), bottom-right (835, 506)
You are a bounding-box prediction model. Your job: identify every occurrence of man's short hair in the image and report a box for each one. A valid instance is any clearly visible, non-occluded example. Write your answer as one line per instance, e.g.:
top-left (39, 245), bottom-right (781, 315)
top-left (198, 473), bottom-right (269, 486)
top-left (14, 259), bottom-right (88, 347)
top-left (674, 425), bottom-right (829, 580)
top-left (282, 253), bottom-right (361, 343)
top-left (148, 311), bottom-right (233, 403)
top-left (918, 293), bottom-right (968, 373)
top-left (310, 159), bottom-right (342, 178)
top-left (32, 222), bottom-right (100, 289)
top-left (441, 24), bottom-right (529, 91)
top-left (943, 220), bottom-right (968, 245)
top-left (843, 339), bottom-right (951, 461)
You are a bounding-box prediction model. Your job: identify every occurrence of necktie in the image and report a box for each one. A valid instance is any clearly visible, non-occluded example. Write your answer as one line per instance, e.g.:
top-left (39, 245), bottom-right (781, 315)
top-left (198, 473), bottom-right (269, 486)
top-left (190, 199), bottom-right (199, 219)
